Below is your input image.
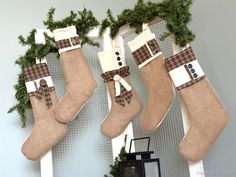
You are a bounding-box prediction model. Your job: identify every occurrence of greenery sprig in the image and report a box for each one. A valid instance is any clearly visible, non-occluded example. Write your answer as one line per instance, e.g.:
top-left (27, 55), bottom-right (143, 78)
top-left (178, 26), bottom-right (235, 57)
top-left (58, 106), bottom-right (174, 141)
top-left (104, 135), bottom-right (128, 177)
top-left (8, 8), bottom-right (99, 127)
top-left (100, 0), bottom-right (195, 47)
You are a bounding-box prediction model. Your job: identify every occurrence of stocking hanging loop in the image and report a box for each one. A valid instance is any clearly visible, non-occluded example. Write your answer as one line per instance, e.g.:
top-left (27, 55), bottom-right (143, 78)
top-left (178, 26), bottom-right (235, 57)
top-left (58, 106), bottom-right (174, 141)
top-left (142, 23), bottom-right (149, 31)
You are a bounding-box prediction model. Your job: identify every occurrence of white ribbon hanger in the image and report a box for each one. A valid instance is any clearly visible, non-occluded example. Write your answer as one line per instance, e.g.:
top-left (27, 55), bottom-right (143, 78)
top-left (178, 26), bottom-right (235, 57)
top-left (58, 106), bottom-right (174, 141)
top-left (142, 23), bottom-right (149, 31)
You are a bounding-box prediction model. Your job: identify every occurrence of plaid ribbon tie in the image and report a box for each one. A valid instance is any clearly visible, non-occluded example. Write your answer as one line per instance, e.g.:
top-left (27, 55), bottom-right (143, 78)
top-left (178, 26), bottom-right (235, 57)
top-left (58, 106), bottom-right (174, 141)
top-left (101, 66), bottom-right (133, 107)
top-left (24, 63), bottom-right (55, 109)
top-left (36, 79), bottom-right (53, 108)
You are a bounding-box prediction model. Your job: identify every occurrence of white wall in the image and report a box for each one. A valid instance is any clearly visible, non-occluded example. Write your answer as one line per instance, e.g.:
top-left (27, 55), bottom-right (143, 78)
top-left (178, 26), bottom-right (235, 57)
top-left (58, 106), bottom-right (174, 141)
top-left (191, 1), bottom-right (236, 177)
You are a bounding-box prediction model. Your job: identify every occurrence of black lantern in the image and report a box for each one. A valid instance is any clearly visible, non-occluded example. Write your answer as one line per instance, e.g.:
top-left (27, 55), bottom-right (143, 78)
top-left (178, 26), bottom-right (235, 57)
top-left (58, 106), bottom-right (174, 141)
top-left (119, 137), bottom-right (161, 177)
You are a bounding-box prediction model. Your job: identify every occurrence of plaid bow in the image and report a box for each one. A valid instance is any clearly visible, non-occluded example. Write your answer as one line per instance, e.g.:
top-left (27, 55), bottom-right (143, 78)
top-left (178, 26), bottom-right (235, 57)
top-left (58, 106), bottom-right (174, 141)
top-left (35, 79), bottom-right (53, 108)
top-left (132, 38), bottom-right (161, 66)
top-left (24, 63), bottom-right (55, 109)
top-left (165, 46), bottom-right (206, 90)
top-left (101, 66), bottom-right (132, 106)
top-left (56, 36), bottom-right (80, 50)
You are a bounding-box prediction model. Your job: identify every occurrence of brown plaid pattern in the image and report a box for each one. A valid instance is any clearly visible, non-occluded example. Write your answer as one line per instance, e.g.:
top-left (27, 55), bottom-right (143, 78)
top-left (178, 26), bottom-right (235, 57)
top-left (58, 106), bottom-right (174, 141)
top-left (115, 84), bottom-right (132, 106)
top-left (132, 38), bottom-right (161, 66)
top-left (101, 66), bottom-right (132, 106)
top-left (28, 87), bottom-right (55, 96)
top-left (165, 46), bottom-right (196, 72)
top-left (24, 63), bottom-right (50, 82)
top-left (56, 36), bottom-right (80, 50)
top-left (165, 46), bottom-right (205, 90)
top-left (24, 63), bottom-right (55, 108)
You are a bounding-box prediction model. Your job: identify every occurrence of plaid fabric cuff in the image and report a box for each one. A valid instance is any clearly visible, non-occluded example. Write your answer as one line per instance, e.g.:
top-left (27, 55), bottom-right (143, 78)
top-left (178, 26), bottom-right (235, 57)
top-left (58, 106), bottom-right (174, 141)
top-left (132, 39), bottom-right (161, 66)
top-left (165, 46), bottom-right (206, 90)
top-left (165, 46), bottom-right (196, 72)
top-left (56, 36), bottom-right (80, 50)
top-left (24, 63), bottom-right (55, 108)
top-left (24, 63), bottom-right (50, 82)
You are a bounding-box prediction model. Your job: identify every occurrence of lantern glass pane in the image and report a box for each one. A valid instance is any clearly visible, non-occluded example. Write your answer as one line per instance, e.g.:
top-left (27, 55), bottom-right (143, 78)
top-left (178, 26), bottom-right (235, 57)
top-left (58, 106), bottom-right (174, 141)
top-left (144, 162), bottom-right (159, 177)
top-left (124, 166), bottom-right (139, 177)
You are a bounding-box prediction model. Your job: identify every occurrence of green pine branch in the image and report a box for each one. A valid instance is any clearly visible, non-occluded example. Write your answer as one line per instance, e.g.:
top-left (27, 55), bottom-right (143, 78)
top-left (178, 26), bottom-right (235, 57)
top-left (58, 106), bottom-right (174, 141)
top-left (104, 135), bottom-right (128, 177)
top-left (99, 0), bottom-right (195, 47)
top-left (8, 8), bottom-right (99, 127)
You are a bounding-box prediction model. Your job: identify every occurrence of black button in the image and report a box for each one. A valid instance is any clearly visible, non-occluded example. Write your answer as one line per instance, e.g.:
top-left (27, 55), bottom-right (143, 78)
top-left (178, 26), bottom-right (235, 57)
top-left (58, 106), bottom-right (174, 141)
top-left (193, 73), bottom-right (198, 78)
top-left (118, 62), bottom-right (122, 66)
top-left (188, 64), bottom-right (193, 68)
top-left (190, 69), bottom-right (195, 73)
top-left (115, 52), bottom-right (119, 55)
top-left (117, 57), bottom-right (121, 61)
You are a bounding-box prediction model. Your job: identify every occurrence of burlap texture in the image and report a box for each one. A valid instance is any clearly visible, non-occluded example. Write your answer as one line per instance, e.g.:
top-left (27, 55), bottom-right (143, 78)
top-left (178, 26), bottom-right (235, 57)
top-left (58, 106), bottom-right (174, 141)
top-left (101, 77), bottom-right (142, 139)
top-left (139, 54), bottom-right (175, 132)
top-left (179, 78), bottom-right (228, 161)
top-left (21, 91), bottom-right (68, 160)
top-left (55, 48), bottom-right (96, 123)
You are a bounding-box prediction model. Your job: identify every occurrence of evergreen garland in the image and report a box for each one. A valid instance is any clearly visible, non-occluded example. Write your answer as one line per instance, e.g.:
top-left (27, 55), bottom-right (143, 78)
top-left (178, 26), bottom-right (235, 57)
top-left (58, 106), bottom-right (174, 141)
top-left (100, 0), bottom-right (195, 47)
top-left (104, 135), bottom-right (128, 177)
top-left (8, 8), bottom-right (99, 127)
top-left (9, 0), bottom-right (195, 127)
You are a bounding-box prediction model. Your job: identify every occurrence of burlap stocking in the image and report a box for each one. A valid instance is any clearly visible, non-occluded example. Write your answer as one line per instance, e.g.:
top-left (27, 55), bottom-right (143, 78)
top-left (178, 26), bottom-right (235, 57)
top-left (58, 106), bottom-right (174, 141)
top-left (21, 63), bottom-right (67, 161)
top-left (53, 26), bottom-right (96, 123)
top-left (98, 48), bottom-right (142, 139)
top-left (165, 46), bottom-right (228, 161)
top-left (128, 28), bottom-right (175, 132)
